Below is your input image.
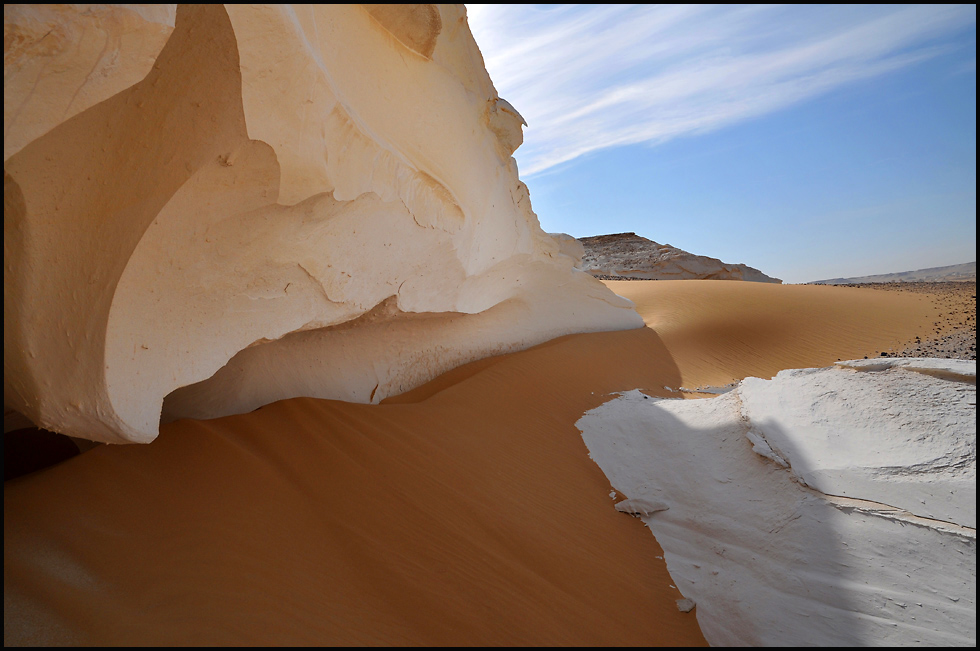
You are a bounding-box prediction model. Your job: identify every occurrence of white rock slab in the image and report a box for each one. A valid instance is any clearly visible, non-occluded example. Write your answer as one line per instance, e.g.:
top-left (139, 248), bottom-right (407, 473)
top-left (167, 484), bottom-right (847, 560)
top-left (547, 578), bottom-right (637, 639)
top-left (577, 360), bottom-right (976, 646)
top-left (740, 360), bottom-right (976, 528)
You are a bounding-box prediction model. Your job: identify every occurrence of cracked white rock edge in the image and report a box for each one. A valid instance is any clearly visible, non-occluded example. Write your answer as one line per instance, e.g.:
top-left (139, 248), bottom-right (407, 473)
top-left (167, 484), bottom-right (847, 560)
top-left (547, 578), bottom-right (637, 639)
top-left (576, 360), bottom-right (976, 646)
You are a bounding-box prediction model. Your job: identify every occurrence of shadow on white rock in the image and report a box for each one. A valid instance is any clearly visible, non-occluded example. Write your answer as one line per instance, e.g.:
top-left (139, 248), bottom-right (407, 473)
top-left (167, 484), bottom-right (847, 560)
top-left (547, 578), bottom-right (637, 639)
top-left (577, 360), bottom-right (976, 646)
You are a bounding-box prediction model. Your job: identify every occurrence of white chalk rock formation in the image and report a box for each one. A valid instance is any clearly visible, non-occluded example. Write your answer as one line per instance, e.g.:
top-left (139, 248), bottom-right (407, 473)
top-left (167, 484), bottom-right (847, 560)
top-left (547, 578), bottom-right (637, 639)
top-left (577, 359), bottom-right (976, 646)
top-left (3, 4), bottom-right (642, 444)
top-left (740, 358), bottom-right (976, 528)
top-left (580, 232), bottom-right (781, 282)
top-left (549, 232), bottom-right (586, 268)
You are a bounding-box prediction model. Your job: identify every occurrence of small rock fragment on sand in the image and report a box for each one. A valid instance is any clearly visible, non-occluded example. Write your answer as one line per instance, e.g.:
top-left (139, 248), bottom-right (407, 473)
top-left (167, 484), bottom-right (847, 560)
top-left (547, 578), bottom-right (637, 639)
top-left (615, 498), bottom-right (669, 516)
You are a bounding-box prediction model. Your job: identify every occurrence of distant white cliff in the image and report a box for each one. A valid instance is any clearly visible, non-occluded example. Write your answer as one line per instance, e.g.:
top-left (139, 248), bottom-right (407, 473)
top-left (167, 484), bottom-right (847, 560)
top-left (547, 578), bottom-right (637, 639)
top-left (808, 261), bottom-right (976, 284)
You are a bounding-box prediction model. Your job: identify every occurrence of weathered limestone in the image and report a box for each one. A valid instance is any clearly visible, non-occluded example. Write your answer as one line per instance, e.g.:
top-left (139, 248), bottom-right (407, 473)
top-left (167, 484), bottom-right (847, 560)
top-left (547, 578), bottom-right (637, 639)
top-left (3, 4), bottom-right (642, 443)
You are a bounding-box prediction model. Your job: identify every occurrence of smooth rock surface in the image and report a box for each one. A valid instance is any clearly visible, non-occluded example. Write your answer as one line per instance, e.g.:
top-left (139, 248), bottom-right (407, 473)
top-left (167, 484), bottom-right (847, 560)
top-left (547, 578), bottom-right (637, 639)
top-left (741, 359), bottom-right (976, 528)
top-left (577, 360), bottom-right (976, 646)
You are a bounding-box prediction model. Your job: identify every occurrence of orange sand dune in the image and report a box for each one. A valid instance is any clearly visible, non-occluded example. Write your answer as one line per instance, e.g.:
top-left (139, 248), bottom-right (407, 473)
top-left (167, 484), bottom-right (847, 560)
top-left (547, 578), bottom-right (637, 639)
top-left (4, 281), bottom-right (939, 645)
top-left (606, 279), bottom-right (938, 390)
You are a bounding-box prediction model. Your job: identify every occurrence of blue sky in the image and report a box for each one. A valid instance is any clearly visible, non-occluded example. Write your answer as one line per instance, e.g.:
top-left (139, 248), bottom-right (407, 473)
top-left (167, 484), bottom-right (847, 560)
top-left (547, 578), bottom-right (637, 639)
top-left (466, 4), bottom-right (976, 283)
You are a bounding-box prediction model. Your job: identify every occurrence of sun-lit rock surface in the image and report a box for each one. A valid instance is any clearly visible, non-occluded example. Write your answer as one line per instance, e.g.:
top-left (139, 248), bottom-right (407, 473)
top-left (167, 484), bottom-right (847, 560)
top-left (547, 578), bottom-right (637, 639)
top-left (3, 4), bottom-right (641, 444)
top-left (741, 358), bottom-right (976, 528)
top-left (577, 359), bottom-right (976, 646)
top-left (580, 232), bottom-right (781, 282)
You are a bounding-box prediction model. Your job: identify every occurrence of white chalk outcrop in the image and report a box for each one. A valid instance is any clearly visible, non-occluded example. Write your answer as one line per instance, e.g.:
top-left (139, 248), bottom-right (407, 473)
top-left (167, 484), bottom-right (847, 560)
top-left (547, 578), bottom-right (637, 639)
top-left (579, 232), bottom-right (781, 282)
top-left (3, 4), bottom-right (641, 444)
top-left (577, 359), bottom-right (976, 646)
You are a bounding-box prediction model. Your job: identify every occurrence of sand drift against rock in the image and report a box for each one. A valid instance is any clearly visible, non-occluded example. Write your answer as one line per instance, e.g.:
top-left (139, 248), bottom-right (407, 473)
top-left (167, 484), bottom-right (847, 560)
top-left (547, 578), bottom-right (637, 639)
top-left (5, 3), bottom-right (976, 648)
top-left (5, 275), bottom-right (972, 645)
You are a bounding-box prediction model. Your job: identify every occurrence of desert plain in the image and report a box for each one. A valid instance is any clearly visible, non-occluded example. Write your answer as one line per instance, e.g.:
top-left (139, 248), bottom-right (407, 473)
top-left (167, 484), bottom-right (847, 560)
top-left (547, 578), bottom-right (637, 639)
top-left (5, 278), bottom-right (976, 645)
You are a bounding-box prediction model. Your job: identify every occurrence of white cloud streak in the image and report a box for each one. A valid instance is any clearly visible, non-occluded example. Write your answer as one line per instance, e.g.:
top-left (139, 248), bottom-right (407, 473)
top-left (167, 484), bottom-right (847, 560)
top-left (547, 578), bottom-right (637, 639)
top-left (465, 4), bottom-right (977, 176)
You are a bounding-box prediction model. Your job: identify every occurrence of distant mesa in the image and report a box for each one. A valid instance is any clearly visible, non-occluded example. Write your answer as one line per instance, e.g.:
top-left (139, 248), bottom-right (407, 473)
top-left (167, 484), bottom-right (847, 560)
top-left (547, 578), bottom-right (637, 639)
top-left (576, 232), bottom-right (782, 283)
top-left (808, 261), bottom-right (976, 285)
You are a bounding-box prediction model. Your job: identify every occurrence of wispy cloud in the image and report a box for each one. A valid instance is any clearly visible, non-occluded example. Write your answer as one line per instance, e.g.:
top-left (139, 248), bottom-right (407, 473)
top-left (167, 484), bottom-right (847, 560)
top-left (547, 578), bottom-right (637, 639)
top-left (466, 4), bottom-right (976, 176)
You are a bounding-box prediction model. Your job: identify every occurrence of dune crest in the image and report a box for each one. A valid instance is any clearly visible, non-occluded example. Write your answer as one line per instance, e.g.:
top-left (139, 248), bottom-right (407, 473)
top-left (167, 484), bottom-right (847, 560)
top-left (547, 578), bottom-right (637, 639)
top-left (3, 4), bottom-right (640, 444)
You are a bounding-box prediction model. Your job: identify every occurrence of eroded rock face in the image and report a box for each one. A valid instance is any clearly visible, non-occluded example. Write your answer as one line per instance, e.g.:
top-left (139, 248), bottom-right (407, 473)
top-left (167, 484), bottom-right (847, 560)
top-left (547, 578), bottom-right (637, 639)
top-left (3, 4), bottom-right (642, 443)
top-left (580, 233), bottom-right (781, 283)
